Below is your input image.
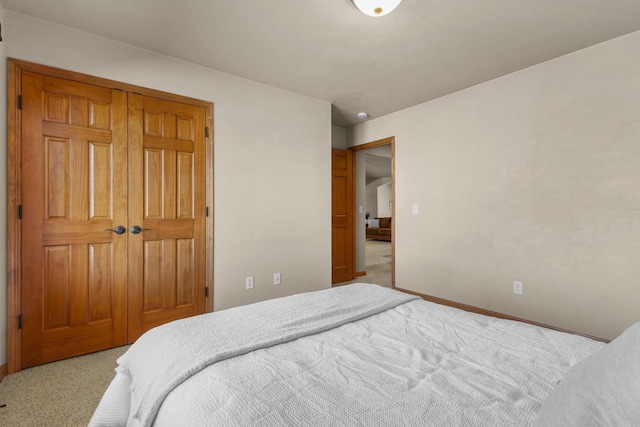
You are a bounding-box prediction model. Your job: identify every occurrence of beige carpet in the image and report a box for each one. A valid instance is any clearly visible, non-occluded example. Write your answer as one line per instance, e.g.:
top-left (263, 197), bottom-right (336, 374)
top-left (0, 345), bottom-right (128, 427)
top-left (336, 239), bottom-right (392, 288)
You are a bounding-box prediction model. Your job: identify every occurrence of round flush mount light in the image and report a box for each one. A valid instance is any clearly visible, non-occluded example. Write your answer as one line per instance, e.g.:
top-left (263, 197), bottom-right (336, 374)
top-left (351, 0), bottom-right (402, 17)
top-left (357, 112), bottom-right (369, 120)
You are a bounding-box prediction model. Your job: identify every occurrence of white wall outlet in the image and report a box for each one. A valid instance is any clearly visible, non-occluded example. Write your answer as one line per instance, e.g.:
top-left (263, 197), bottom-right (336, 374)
top-left (513, 281), bottom-right (523, 295)
top-left (274, 272), bottom-right (281, 285)
top-left (412, 204), bottom-right (419, 215)
top-left (246, 276), bottom-right (254, 290)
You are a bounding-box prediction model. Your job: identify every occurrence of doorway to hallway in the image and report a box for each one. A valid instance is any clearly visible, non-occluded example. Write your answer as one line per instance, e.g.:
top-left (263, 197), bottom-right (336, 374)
top-left (341, 137), bottom-right (395, 288)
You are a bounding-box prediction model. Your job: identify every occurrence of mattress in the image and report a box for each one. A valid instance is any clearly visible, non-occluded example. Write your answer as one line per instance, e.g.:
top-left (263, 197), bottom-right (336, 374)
top-left (90, 284), bottom-right (604, 427)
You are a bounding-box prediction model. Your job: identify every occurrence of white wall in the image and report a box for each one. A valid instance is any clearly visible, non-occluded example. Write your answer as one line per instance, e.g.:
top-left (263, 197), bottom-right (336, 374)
top-left (331, 126), bottom-right (347, 148)
top-left (376, 182), bottom-right (392, 218)
top-left (366, 177), bottom-right (392, 218)
top-left (351, 30), bottom-right (640, 340)
top-left (0, 11), bottom-right (332, 365)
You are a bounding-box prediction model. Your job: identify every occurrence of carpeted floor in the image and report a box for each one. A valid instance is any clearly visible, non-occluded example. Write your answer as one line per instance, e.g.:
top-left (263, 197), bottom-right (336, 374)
top-left (0, 345), bottom-right (128, 427)
top-left (335, 239), bottom-right (392, 288)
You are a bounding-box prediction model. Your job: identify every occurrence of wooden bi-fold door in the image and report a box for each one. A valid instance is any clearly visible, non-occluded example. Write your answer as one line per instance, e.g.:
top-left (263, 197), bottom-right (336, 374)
top-left (21, 72), bottom-right (129, 367)
top-left (19, 70), bottom-right (207, 368)
top-left (127, 94), bottom-right (207, 341)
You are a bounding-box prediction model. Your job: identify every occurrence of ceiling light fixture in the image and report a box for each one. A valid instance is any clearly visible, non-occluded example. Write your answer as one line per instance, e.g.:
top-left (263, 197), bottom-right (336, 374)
top-left (357, 112), bottom-right (369, 120)
top-left (351, 0), bottom-right (402, 17)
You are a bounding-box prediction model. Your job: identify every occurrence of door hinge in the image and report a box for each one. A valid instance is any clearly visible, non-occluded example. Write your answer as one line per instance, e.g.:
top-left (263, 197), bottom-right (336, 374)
top-left (18, 95), bottom-right (22, 110)
top-left (18, 204), bottom-right (22, 219)
top-left (205, 127), bottom-right (209, 138)
top-left (18, 314), bottom-right (22, 330)
top-left (205, 206), bottom-right (209, 217)
top-left (204, 287), bottom-right (209, 298)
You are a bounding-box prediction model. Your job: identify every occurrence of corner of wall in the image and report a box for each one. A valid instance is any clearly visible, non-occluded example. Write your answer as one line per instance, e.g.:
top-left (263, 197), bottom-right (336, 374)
top-left (331, 125), bottom-right (347, 149)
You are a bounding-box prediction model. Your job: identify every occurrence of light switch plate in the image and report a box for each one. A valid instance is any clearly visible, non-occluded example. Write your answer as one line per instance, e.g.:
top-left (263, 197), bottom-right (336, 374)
top-left (513, 281), bottom-right (523, 295)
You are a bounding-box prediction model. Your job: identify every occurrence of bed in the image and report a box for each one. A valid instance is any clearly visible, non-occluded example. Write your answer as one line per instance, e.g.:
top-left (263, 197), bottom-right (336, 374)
top-left (89, 283), bottom-right (640, 427)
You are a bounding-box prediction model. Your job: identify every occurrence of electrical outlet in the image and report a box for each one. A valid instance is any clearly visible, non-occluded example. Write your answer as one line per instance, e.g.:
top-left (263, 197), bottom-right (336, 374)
top-left (513, 281), bottom-right (523, 295)
top-left (246, 276), bottom-right (254, 290)
top-left (274, 272), bottom-right (281, 285)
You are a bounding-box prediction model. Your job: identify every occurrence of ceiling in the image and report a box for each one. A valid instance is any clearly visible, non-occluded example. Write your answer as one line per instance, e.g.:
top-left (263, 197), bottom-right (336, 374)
top-left (4, 0), bottom-right (640, 127)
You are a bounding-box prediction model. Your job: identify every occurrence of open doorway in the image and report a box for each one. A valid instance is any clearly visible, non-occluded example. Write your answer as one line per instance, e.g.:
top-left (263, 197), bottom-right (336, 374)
top-left (334, 137), bottom-right (395, 288)
top-left (356, 143), bottom-right (393, 287)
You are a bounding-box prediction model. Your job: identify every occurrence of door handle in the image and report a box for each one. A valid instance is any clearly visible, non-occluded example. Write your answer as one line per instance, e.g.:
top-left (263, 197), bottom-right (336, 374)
top-left (130, 225), bottom-right (150, 234)
top-left (104, 225), bottom-right (126, 235)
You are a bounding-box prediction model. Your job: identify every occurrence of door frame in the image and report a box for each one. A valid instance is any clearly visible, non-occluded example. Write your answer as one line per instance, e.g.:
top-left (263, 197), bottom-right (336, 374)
top-left (6, 59), bottom-right (214, 373)
top-left (350, 136), bottom-right (396, 288)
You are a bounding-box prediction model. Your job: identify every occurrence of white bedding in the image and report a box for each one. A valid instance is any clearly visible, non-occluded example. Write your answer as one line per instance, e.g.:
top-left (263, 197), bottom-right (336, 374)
top-left (90, 284), bottom-right (604, 426)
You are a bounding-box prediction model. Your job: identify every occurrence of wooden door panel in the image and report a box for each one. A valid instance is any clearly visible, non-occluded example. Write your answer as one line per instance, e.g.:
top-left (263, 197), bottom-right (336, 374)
top-left (41, 321), bottom-right (113, 362)
top-left (143, 240), bottom-right (164, 311)
top-left (21, 72), bottom-right (128, 368)
top-left (90, 142), bottom-right (114, 219)
top-left (141, 238), bottom-right (196, 310)
top-left (331, 148), bottom-right (355, 284)
top-left (68, 244), bottom-right (89, 327)
top-left (128, 94), bottom-right (206, 341)
top-left (163, 150), bottom-right (177, 218)
top-left (145, 148), bottom-right (165, 218)
top-left (43, 245), bottom-right (71, 330)
top-left (177, 116), bottom-right (195, 141)
top-left (176, 238), bottom-right (195, 306)
top-left (44, 93), bottom-right (70, 123)
top-left (177, 152), bottom-right (194, 218)
top-left (42, 122), bottom-right (112, 142)
top-left (44, 136), bottom-right (70, 219)
top-left (88, 243), bottom-right (114, 321)
top-left (141, 219), bottom-right (195, 239)
top-left (161, 240), bottom-right (178, 309)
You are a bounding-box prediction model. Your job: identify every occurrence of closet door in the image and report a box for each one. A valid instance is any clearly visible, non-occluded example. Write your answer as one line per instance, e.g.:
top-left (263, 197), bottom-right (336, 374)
top-left (127, 94), bottom-right (207, 341)
top-left (20, 72), bottom-right (128, 368)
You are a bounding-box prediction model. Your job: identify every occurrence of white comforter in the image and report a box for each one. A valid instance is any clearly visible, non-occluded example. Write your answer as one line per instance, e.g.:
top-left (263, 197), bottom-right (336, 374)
top-left (90, 284), bottom-right (604, 426)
